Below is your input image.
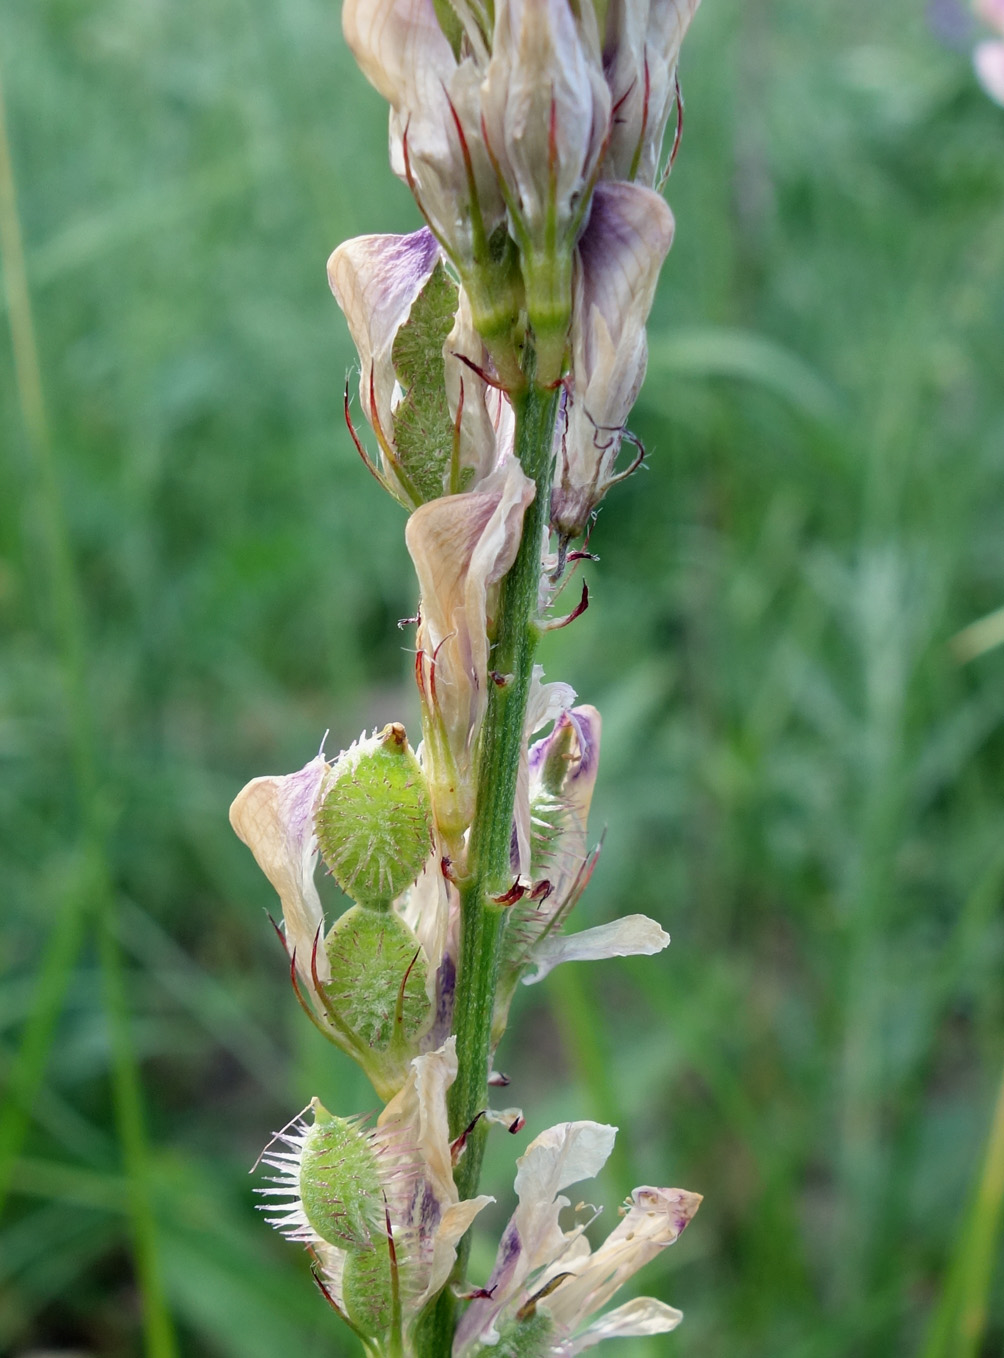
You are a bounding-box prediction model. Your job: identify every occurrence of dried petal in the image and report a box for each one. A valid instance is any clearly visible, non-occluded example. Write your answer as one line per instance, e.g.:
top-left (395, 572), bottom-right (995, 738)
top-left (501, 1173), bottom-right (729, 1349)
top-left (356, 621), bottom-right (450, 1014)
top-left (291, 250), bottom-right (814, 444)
top-left (571, 1296), bottom-right (684, 1351)
top-left (406, 460), bottom-right (535, 843)
top-left (602, 0), bottom-right (703, 185)
top-left (229, 756), bottom-right (329, 987)
top-left (524, 914), bottom-right (670, 985)
top-left (553, 182), bottom-right (674, 537)
top-left (455, 1121), bottom-right (617, 1350)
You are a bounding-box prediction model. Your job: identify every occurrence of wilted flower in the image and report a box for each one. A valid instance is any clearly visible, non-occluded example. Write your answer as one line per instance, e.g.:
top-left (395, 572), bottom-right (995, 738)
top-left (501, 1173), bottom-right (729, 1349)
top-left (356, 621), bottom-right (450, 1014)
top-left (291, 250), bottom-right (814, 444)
top-left (974, 0), bottom-right (1004, 104)
top-left (454, 1120), bottom-right (701, 1354)
top-left (405, 458), bottom-right (535, 849)
top-left (260, 1039), bottom-right (492, 1349)
top-left (552, 181), bottom-right (675, 539)
top-left (601, 0), bottom-right (703, 185)
top-left (342, 0), bottom-right (527, 385)
top-left (229, 755), bottom-right (330, 997)
top-left (496, 704), bottom-right (670, 1038)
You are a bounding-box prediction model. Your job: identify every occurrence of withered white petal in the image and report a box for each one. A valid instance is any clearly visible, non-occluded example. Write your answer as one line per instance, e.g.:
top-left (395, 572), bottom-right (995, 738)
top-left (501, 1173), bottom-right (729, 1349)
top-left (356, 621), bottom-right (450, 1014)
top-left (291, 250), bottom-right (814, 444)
top-left (539, 1186), bottom-right (702, 1328)
top-left (377, 1038), bottom-right (493, 1307)
top-left (343, 0), bottom-right (453, 113)
top-left (229, 756), bottom-right (329, 985)
top-left (455, 1120), bottom-right (616, 1351)
top-left (602, 0), bottom-right (703, 185)
top-left (444, 287), bottom-right (516, 487)
top-left (523, 914), bottom-right (670, 985)
top-left (554, 182), bottom-right (675, 536)
top-left (512, 667), bottom-right (579, 874)
top-left (406, 460), bottom-right (535, 835)
top-left (570, 1296), bottom-right (684, 1351)
top-left (326, 228), bottom-right (441, 477)
top-left (481, 0), bottom-right (610, 242)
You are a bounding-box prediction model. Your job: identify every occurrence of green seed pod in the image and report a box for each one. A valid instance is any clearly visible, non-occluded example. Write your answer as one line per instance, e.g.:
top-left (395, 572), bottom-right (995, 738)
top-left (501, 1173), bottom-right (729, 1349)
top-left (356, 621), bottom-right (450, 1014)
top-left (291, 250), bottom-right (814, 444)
top-left (342, 1238), bottom-right (394, 1342)
top-left (323, 905), bottom-right (431, 1051)
top-left (298, 1101), bottom-right (382, 1250)
top-left (315, 723), bottom-right (433, 910)
top-left (490, 1309), bottom-right (556, 1358)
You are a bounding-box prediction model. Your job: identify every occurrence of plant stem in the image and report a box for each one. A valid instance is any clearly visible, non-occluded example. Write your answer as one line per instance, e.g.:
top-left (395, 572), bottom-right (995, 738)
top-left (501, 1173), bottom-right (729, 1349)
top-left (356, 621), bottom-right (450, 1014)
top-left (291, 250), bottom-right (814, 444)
top-left (415, 361), bottom-right (560, 1355)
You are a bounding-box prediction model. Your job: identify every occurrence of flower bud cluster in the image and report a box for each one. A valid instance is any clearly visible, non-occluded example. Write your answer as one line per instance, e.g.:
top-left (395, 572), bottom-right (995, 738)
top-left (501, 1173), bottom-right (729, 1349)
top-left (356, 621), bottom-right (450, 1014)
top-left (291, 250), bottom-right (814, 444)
top-left (336, 0), bottom-right (700, 528)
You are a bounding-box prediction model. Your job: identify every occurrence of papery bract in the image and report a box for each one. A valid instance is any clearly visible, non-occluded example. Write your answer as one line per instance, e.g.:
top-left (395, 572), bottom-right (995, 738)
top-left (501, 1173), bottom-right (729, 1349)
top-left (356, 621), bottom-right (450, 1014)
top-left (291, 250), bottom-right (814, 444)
top-left (601, 0), bottom-right (703, 185)
top-left (229, 756), bottom-right (330, 993)
top-left (553, 181), bottom-right (675, 538)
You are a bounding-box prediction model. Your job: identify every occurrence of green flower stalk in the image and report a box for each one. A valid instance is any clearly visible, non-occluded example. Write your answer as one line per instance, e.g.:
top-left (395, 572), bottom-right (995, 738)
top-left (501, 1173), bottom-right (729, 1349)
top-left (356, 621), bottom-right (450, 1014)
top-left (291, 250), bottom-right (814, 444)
top-left (230, 0), bottom-right (705, 1351)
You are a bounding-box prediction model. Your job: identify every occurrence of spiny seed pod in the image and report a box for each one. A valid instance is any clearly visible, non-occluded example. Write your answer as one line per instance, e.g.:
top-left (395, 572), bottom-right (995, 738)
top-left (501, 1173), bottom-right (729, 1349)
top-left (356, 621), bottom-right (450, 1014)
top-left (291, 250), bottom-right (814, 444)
top-left (298, 1101), bottom-right (383, 1250)
top-left (342, 1240), bottom-right (394, 1342)
top-left (315, 722), bottom-right (433, 910)
top-left (323, 905), bottom-right (431, 1051)
top-left (492, 1309), bottom-right (556, 1358)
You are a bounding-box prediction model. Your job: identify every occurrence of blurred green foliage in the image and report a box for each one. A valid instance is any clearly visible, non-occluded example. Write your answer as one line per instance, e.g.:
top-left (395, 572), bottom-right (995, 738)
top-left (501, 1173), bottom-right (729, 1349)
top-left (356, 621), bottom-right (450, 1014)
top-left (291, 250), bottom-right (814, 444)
top-left (2, 0), bottom-right (1004, 1354)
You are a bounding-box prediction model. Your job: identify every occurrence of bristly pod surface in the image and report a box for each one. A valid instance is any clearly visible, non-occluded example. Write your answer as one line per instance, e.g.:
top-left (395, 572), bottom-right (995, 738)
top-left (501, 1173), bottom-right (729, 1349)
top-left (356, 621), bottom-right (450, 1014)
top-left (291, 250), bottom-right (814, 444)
top-left (295, 1102), bottom-right (397, 1343)
top-left (298, 1100), bottom-right (384, 1250)
top-left (489, 1309), bottom-right (556, 1358)
top-left (315, 722), bottom-right (433, 910)
top-left (323, 905), bottom-right (431, 1052)
top-left (342, 1241), bottom-right (395, 1344)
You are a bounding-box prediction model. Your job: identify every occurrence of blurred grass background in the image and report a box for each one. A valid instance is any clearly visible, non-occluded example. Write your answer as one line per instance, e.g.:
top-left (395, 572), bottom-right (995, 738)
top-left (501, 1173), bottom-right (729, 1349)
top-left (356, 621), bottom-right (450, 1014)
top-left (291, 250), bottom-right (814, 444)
top-left (2, 0), bottom-right (1004, 1354)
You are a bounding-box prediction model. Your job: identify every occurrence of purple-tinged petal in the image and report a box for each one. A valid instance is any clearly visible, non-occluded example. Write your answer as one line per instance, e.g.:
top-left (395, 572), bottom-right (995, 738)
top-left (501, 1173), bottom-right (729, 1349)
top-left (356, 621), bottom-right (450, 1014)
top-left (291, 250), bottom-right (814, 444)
top-left (553, 182), bottom-right (674, 537)
top-left (455, 1121), bottom-right (617, 1352)
top-left (377, 1038), bottom-right (493, 1309)
top-left (327, 229), bottom-right (442, 491)
top-left (538, 1186), bottom-right (702, 1330)
top-left (229, 756), bottom-right (329, 986)
top-left (602, 0), bottom-right (703, 185)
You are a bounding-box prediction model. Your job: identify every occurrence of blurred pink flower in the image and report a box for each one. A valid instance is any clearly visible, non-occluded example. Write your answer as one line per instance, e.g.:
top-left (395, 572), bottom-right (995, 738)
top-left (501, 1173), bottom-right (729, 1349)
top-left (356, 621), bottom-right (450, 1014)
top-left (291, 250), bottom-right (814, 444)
top-left (974, 0), bottom-right (1004, 104)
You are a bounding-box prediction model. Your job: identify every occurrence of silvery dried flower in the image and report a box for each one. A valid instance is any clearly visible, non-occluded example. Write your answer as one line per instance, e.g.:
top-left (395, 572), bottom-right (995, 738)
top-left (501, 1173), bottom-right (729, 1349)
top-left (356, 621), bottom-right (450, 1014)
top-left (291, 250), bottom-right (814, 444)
top-left (454, 1120), bottom-right (701, 1354)
top-left (552, 181), bottom-right (675, 539)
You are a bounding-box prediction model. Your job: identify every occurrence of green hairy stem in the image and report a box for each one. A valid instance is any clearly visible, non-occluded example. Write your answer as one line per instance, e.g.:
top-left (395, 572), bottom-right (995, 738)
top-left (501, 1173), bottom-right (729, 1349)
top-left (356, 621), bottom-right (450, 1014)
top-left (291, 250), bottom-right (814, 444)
top-left (415, 357), bottom-right (561, 1355)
